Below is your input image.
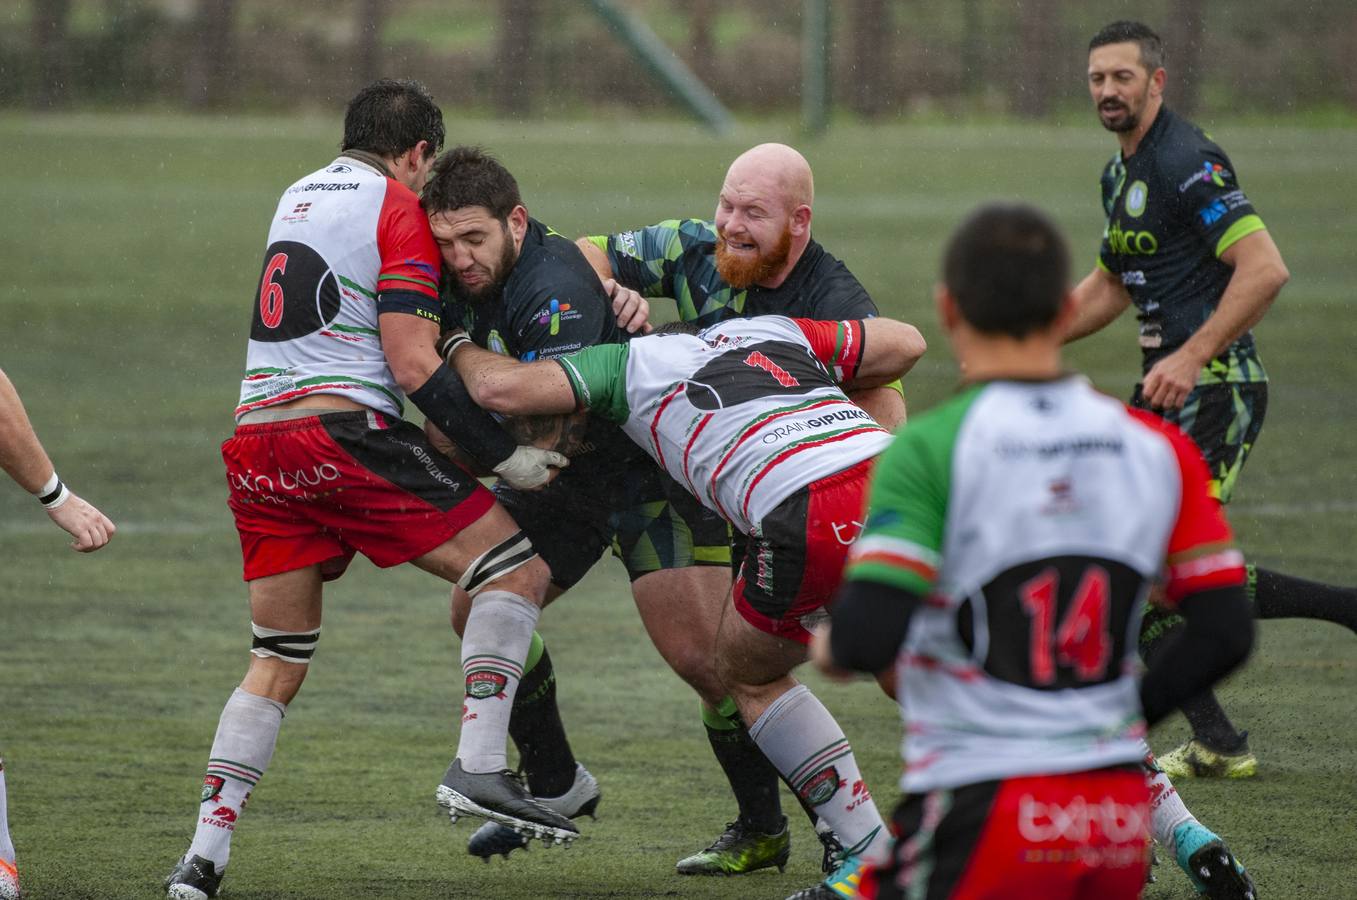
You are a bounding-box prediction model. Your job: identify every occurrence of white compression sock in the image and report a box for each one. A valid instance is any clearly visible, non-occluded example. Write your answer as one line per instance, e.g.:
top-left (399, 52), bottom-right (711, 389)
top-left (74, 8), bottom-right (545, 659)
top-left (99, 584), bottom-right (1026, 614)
top-left (0, 758), bottom-right (14, 866)
top-left (749, 684), bottom-right (889, 866)
top-left (187, 688), bottom-right (286, 869)
top-left (1143, 743), bottom-right (1195, 857)
top-left (456, 590), bottom-right (540, 774)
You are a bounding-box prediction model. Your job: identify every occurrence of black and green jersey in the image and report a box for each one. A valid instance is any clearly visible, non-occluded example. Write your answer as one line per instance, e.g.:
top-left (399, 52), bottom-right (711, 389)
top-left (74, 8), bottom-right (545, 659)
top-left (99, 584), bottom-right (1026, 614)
top-left (440, 218), bottom-right (642, 475)
top-left (586, 219), bottom-right (879, 328)
top-left (1096, 107), bottom-right (1268, 383)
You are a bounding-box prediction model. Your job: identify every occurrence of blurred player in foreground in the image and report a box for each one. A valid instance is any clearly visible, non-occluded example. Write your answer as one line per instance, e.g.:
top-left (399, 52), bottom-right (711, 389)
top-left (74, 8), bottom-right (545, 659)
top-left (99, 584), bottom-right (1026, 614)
top-left (163, 80), bottom-right (576, 900)
top-left (0, 366), bottom-right (116, 900)
top-left (441, 311), bottom-right (925, 899)
top-left (813, 203), bottom-right (1256, 899)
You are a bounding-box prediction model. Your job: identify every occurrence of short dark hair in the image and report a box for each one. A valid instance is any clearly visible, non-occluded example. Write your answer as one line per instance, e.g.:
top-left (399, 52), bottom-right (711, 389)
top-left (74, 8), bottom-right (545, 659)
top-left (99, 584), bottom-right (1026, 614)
top-left (341, 79), bottom-right (444, 160)
top-left (421, 146), bottom-right (524, 221)
top-left (942, 203), bottom-right (1070, 338)
top-left (1089, 20), bottom-right (1165, 73)
top-left (651, 320), bottom-right (702, 336)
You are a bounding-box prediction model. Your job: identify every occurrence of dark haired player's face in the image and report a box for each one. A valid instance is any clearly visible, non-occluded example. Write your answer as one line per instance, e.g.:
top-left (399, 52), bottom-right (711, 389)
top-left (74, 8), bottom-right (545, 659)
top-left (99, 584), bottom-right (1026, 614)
top-left (429, 206), bottom-right (519, 302)
top-left (1087, 42), bottom-right (1154, 133)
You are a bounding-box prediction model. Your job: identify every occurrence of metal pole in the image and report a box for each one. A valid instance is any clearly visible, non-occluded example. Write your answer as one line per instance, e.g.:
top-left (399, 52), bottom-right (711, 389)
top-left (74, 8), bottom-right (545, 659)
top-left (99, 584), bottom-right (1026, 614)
top-left (802, 0), bottom-right (831, 135)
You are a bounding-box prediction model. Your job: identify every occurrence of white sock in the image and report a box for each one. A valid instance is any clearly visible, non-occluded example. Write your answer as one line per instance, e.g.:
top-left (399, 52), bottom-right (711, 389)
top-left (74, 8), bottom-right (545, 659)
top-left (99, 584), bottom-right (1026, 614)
top-left (0, 758), bottom-right (14, 866)
top-left (456, 590), bottom-right (540, 774)
top-left (749, 683), bottom-right (889, 866)
top-left (187, 688), bottom-right (286, 869)
top-left (1143, 743), bottom-right (1194, 856)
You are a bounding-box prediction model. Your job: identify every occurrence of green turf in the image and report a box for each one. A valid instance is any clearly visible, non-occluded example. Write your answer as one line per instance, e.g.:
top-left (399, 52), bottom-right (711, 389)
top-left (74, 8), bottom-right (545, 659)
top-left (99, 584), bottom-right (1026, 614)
top-left (0, 112), bottom-right (1354, 898)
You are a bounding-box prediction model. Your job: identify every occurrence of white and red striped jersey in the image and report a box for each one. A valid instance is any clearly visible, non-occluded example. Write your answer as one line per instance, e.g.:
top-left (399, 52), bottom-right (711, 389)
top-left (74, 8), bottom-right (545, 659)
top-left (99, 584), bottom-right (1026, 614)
top-left (557, 315), bottom-right (891, 534)
top-left (235, 156), bottom-right (441, 420)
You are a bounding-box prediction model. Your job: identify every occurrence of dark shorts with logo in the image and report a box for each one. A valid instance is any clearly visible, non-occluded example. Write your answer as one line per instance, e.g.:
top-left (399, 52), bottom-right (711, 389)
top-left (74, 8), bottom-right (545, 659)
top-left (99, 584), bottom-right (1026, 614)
top-left (1130, 380), bottom-right (1266, 505)
top-left (858, 767), bottom-right (1149, 900)
top-left (492, 457), bottom-right (730, 590)
top-left (223, 411), bottom-right (494, 582)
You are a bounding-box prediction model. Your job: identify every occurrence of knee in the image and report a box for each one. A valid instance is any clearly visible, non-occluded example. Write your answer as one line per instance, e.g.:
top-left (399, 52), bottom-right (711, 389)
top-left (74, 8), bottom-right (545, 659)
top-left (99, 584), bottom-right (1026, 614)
top-left (450, 587), bottom-right (472, 636)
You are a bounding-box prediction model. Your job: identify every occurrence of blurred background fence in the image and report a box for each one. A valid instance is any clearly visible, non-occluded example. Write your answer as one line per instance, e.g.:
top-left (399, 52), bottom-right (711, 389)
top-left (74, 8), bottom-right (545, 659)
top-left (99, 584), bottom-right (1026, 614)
top-left (3, 0), bottom-right (1356, 124)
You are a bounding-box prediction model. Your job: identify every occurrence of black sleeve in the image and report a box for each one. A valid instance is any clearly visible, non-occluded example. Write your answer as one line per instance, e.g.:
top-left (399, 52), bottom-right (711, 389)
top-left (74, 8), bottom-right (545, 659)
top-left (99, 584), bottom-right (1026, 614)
top-left (407, 364), bottom-right (516, 469)
top-left (828, 579), bottom-right (921, 673)
top-left (1139, 584), bottom-right (1254, 726)
top-left (376, 288), bottom-right (442, 325)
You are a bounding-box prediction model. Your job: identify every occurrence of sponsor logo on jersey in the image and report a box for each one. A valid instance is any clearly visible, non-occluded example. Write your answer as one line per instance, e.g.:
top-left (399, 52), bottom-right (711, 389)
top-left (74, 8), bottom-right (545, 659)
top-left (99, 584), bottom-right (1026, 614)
top-left (1121, 270), bottom-right (1147, 286)
top-left (200, 775), bottom-right (225, 803)
top-left (800, 766), bottom-right (844, 806)
top-left (1178, 161), bottom-right (1232, 193)
top-left (535, 298), bottom-right (580, 336)
top-left (282, 202), bottom-right (313, 224)
top-left (1198, 199), bottom-right (1229, 227)
top-left (403, 258), bottom-right (438, 279)
top-left (466, 671), bottom-right (508, 699)
top-left (616, 230), bottom-right (641, 259)
top-left (995, 436), bottom-right (1124, 459)
top-left (760, 408), bottom-right (875, 444)
top-left (327, 164), bottom-right (352, 174)
top-left (1125, 180), bottom-right (1148, 217)
top-left (287, 182), bottom-right (360, 194)
top-left (1106, 221), bottom-right (1158, 256)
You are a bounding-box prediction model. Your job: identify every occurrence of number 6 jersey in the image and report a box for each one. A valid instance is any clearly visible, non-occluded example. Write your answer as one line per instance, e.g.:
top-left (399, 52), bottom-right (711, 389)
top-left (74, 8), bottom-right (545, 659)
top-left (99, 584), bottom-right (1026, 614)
top-left (235, 157), bottom-right (442, 420)
top-left (844, 376), bottom-right (1246, 792)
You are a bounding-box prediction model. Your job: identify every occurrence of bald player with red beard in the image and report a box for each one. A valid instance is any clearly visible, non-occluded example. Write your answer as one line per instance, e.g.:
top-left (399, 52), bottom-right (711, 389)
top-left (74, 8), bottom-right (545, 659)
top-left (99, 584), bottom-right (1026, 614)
top-left (565, 143), bottom-right (910, 877)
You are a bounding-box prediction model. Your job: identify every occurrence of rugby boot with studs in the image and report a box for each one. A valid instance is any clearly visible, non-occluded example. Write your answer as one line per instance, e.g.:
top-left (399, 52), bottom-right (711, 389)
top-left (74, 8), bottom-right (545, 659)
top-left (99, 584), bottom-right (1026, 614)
top-left (676, 816), bottom-right (790, 875)
top-left (1175, 821), bottom-right (1258, 899)
top-left (467, 763), bottom-right (600, 860)
top-left (163, 854), bottom-right (223, 900)
top-left (1159, 733), bottom-right (1257, 779)
top-left (436, 759), bottom-right (578, 847)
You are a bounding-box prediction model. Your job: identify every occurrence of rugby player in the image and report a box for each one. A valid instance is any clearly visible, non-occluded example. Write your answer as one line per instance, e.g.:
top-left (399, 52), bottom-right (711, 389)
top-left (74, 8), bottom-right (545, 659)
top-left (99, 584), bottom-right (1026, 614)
top-left (571, 142), bottom-right (906, 874)
top-left (419, 146), bottom-right (733, 859)
top-left (163, 81), bottom-right (578, 900)
top-left (815, 202), bottom-right (1256, 900)
top-left (0, 365), bottom-right (117, 900)
top-left (1068, 20), bottom-right (1357, 780)
top-left (443, 311), bottom-right (926, 900)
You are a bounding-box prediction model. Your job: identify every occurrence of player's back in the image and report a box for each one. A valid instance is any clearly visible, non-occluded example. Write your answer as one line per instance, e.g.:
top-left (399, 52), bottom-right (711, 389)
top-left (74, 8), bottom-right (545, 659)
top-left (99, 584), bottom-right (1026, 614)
top-left (893, 376), bottom-right (1185, 791)
top-left (236, 157), bottom-right (436, 420)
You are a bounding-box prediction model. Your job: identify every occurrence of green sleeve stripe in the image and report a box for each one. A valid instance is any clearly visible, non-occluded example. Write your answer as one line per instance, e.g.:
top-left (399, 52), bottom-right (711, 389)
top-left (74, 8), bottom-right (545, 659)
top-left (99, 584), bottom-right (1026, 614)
top-left (883, 378), bottom-right (904, 399)
top-left (338, 275), bottom-right (377, 300)
top-left (1215, 215), bottom-right (1266, 258)
top-left (585, 235), bottom-right (609, 252)
top-left (379, 273), bottom-right (439, 291)
top-left (1096, 256), bottom-right (1111, 273)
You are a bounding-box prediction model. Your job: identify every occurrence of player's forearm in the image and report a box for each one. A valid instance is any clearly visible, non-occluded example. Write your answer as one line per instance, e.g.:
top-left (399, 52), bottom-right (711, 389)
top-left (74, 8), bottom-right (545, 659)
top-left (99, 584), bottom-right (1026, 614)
top-left (853, 319), bottom-right (926, 385)
top-left (450, 343), bottom-right (575, 418)
top-left (0, 368), bottom-right (57, 493)
top-left (574, 237), bottom-right (615, 283)
top-left (1064, 268), bottom-right (1130, 343)
top-left (847, 384), bottom-right (906, 431)
top-left (1177, 254), bottom-right (1288, 365)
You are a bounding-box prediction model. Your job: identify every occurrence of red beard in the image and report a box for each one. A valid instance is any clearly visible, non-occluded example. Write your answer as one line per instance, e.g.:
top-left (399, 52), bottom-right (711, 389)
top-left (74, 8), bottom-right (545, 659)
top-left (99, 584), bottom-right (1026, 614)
top-left (715, 224), bottom-right (793, 289)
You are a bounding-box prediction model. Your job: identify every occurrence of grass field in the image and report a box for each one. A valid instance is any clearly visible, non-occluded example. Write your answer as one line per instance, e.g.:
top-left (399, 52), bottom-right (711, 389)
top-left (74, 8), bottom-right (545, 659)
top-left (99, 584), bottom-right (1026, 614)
top-left (1, 111), bottom-right (1355, 899)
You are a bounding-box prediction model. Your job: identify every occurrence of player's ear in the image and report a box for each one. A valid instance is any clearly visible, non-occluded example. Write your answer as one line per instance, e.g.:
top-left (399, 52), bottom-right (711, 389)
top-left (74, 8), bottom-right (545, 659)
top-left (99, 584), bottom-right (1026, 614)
top-left (1150, 67), bottom-right (1166, 97)
top-left (508, 205), bottom-right (529, 245)
top-left (790, 203), bottom-right (812, 237)
top-left (934, 283), bottom-right (960, 332)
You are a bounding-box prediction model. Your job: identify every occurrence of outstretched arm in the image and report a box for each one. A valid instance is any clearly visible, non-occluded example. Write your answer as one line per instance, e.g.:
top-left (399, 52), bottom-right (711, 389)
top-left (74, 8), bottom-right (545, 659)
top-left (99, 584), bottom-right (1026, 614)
top-left (0, 367), bottom-right (116, 551)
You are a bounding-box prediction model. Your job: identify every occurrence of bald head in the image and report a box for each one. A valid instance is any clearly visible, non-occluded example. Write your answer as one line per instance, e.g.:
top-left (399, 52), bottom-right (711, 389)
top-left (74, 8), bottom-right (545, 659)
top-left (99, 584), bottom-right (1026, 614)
top-left (725, 143), bottom-right (815, 210)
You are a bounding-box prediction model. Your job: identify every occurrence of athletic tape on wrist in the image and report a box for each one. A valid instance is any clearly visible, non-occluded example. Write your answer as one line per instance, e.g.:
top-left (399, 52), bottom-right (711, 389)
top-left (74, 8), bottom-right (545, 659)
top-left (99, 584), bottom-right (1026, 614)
top-left (38, 474), bottom-right (71, 509)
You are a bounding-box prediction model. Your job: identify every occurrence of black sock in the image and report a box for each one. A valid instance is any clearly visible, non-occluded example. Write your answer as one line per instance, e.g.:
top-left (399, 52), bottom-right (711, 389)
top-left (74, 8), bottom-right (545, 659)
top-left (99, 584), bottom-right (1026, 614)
top-left (1141, 611), bottom-right (1245, 752)
top-left (1250, 564), bottom-right (1357, 633)
top-left (704, 698), bottom-right (784, 834)
top-left (509, 642), bottom-right (577, 797)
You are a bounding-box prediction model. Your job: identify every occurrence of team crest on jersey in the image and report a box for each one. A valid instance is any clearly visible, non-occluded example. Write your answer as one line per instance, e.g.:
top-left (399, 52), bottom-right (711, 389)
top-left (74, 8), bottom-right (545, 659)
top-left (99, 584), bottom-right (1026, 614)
top-left (1125, 180), bottom-right (1148, 217)
top-left (800, 766), bottom-right (843, 806)
top-left (327, 164), bottom-right (352, 174)
top-left (201, 774), bottom-right (225, 803)
top-left (466, 671), bottom-right (508, 699)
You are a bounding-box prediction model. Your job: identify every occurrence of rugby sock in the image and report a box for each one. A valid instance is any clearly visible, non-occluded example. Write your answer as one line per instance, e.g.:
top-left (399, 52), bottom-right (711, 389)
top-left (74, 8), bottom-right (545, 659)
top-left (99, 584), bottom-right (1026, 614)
top-left (748, 684), bottom-right (888, 866)
top-left (456, 590), bottom-right (539, 774)
top-left (1142, 747), bottom-right (1195, 858)
top-left (1143, 621), bottom-right (1246, 752)
top-left (188, 687), bottom-right (286, 870)
top-left (509, 632), bottom-right (578, 797)
top-left (702, 696), bottom-right (785, 834)
top-left (1250, 564), bottom-right (1357, 633)
top-left (0, 758), bottom-right (14, 866)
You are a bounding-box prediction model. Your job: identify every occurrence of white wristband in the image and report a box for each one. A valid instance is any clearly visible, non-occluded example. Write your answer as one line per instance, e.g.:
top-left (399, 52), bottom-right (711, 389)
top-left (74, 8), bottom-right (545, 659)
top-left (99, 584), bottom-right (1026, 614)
top-left (43, 483), bottom-right (72, 510)
top-left (36, 471), bottom-right (59, 497)
top-left (37, 473), bottom-right (71, 510)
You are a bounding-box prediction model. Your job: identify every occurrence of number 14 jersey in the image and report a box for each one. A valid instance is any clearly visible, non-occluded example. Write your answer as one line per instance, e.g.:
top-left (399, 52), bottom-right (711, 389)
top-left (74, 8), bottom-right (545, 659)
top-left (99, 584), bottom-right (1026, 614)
top-left (844, 376), bottom-right (1246, 792)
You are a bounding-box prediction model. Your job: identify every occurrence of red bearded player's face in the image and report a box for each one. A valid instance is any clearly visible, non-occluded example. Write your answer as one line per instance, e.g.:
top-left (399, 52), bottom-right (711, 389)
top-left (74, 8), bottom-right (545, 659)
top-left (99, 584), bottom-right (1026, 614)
top-left (713, 173), bottom-right (795, 290)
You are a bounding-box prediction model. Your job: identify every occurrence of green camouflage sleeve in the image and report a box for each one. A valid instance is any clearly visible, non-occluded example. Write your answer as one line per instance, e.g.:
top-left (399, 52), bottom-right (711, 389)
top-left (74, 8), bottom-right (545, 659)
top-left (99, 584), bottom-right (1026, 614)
top-left (584, 221), bottom-right (685, 298)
